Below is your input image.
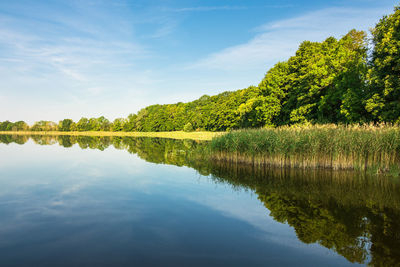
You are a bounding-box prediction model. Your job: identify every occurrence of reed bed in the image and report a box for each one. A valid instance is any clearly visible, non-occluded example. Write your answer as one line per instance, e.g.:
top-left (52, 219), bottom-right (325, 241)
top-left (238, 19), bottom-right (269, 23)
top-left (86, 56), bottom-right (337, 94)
top-left (210, 124), bottom-right (400, 173)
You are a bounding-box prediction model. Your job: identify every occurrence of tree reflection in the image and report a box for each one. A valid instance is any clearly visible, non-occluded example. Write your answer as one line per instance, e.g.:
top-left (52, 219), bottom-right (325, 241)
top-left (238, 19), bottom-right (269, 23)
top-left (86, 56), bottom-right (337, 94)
top-left (209, 165), bottom-right (400, 266)
top-left (0, 134), bottom-right (29, 144)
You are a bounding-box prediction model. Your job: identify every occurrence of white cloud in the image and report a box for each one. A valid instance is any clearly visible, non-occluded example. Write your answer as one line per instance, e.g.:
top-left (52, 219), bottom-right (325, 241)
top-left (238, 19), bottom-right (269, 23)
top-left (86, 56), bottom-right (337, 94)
top-left (189, 7), bottom-right (392, 73)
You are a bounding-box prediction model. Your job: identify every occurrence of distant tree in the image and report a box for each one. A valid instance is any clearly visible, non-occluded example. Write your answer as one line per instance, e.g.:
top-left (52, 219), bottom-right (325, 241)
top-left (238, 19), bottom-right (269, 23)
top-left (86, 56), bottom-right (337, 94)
top-left (30, 121), bottom-right (58, 131)
top-left (76, 117), bottom-right (90, 131)
top-left (123, 114), bottom-right (137, 131)
top-left (12, 121), bottom-right (29, 131)
top-left (88, 118), bottom-right (99, 131)
top-left (112, 118), bottom-right (126, 131)
top-left (97, 116), bottom-right (111, 131)
top-left (0, 121), bottom-right (13, 131)
top-left (58, 119), bottom-right (74, 131)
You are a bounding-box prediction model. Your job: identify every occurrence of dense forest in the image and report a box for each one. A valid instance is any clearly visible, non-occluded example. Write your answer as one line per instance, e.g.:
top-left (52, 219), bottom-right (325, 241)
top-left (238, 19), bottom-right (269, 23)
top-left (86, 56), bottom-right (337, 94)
top-left (1, 6), bottom-right (399, 132)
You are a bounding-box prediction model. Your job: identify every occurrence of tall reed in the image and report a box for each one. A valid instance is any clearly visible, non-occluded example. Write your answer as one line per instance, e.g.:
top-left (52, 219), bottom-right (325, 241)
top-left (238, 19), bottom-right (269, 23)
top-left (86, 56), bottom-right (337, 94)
top-left (210, 124), bottom-right (400, 173)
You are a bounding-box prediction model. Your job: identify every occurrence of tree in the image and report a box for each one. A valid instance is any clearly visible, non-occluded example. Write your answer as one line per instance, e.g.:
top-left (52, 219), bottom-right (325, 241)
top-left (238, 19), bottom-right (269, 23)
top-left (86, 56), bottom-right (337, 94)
top-left (252, 30), bottom-right (369, 126)
top-left (30, 121), bottom-right (58, 131)
top-left (366, 6), bottom-right (400, 122)
top-left (0, 121), bottom-right (13, 131)
top-left (242, 63), bottom-right (290, 127)
top-left (76, 117), bottom-right (90, 131)
top-left (123, 114), bottom-right (137, 131)
top-left (58, 119), bottom-right (74, 131)
top-left (12, 121), bottom-right (29, 131)
top-left (112, 118), bottom-right (126, 132)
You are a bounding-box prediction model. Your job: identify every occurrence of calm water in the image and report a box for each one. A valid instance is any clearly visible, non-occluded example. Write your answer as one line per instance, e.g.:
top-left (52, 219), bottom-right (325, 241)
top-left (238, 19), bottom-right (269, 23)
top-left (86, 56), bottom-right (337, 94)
top-left (0, 135), bottom-right (399, 266)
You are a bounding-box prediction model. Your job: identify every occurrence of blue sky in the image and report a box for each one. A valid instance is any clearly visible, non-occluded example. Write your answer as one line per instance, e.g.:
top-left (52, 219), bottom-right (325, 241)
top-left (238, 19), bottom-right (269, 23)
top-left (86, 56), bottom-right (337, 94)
top-left (0, 0), bottom-right (397, 124)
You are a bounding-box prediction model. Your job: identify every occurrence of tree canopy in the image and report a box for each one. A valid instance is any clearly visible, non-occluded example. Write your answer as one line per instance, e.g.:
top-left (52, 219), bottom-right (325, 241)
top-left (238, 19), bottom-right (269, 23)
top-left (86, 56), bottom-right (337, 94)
top-left (366, 6), bottom-right (400, 122)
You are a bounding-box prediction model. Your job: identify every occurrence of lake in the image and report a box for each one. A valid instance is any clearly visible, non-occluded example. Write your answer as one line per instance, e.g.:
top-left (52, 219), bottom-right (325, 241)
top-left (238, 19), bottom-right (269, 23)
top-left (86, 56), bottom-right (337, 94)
top-left (0, 135), bottom-right (399, 266)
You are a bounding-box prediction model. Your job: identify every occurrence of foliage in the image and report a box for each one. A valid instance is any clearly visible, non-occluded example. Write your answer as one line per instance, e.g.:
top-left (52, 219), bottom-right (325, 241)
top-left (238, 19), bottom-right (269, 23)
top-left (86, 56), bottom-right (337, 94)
top-left (255, 30), bottom-right (369, 125)
top-left (0, 121), bottom-right (29, 131)
top-left (131, 90), bottom-right (255, 132)
top-left (366, 6), bottom-right (400, 122)
top-left (30, 121), bottom-right (58, 131)
top-left (74, 116), bottom-right (111, 131)
top-left (183, 122), bottom-right (193, 132)
top-left (76, 117), bottom-right (90, 131)
top-left (112, 118), bottom-right (126, 132)
top-left (58, 119), bottom-right (74, 131)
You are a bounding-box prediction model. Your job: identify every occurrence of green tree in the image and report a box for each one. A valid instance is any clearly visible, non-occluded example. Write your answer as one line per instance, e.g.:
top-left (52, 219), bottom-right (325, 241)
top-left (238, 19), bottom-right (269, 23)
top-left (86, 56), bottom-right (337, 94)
top-left (30, 121), bottom-right (58, 131)
top-left (76, 117), bottom-right (90, 131)
top-left (97, 116), bottom-right (111, 131)
top-left (366, 6), bottom-right (400, 122)
top-left (58, 119), bottom-right (74, 131)
top-left (0, 121), bottom-right (13, 131)
top-left (123, 114), bottom-right (137, 131)
top-left (14, 121), bottom-right (28, 131)
top-left (253, 30), bottom-right (369, 126)
top-left (112, 118), bottom-right (126, 132)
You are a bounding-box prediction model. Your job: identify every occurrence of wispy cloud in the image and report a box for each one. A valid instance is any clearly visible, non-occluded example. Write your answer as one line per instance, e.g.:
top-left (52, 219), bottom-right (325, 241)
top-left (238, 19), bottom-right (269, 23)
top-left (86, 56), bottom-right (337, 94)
top-left (0, 1), bottom-right (159, 123)
top-left (0, 1), bottom-right (150, 91)
top-left (188, 7), bottom-right (392, 73)
top-left (163, 4), bottom-right (295, 13)
top-left (0, 23), bottom-right (147, 77)
top-left (163, 6), bottom-right (247, 12)
top-left (144, 18), bottom-right (179, 39)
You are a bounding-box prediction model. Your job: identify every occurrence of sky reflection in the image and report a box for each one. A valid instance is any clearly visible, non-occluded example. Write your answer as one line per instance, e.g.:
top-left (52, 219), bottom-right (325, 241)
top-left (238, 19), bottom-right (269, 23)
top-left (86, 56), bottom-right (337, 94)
top-left (0, 140), bottom-right (365, 266)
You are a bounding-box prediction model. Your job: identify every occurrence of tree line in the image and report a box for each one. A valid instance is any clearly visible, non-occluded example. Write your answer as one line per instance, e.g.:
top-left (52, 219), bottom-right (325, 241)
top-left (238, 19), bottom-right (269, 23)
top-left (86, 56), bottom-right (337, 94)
top-left (1, 6), bottom-right (399, 132)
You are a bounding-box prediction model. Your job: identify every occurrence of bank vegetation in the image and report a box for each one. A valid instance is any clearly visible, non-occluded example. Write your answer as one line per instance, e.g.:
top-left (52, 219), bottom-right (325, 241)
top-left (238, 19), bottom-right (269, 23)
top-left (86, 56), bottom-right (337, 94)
top-left (210, 124), bottom-right (400, 173)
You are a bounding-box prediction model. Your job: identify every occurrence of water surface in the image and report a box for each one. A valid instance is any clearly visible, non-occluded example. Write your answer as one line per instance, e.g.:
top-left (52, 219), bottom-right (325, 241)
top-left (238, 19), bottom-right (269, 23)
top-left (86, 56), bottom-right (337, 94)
top-left (0, 135), bottom-right (399, 266)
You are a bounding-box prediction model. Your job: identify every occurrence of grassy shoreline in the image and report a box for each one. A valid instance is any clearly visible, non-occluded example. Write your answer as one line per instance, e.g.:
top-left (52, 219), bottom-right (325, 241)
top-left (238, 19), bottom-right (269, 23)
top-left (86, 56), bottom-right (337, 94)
top-left (3, 125), bottom-right (400, 174)
top-left (0, 130), bottom-right (223, 141)
top-left (210, 124), bottom-right (400, 174)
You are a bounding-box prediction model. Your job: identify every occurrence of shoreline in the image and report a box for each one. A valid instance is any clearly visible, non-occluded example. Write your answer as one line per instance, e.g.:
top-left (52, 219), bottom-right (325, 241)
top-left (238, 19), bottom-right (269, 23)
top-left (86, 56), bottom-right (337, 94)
top-left (0, 131), bottom-right (224, 141)
top-left (209, 125), bottom-right (400, 174)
